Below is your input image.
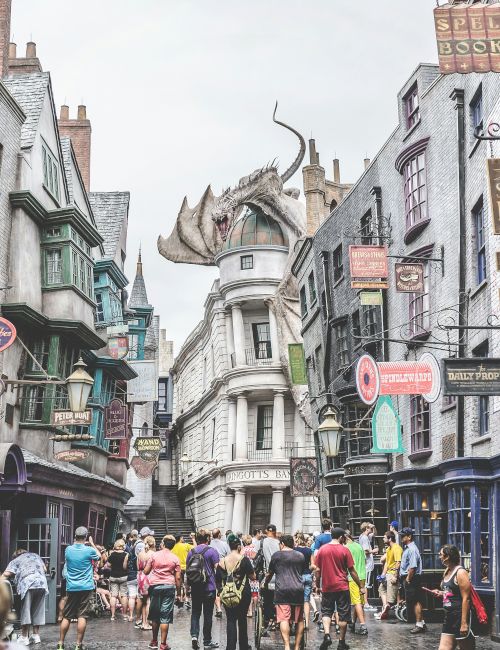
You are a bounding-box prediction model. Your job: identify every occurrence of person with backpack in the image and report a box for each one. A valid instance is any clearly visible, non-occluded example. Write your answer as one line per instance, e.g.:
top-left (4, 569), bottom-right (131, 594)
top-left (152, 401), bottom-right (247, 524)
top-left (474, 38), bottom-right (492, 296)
top-left (125, 530), bottom-right (139, 623)
top-left (216, 534), bottom-right (256, 650)
top-left (432, 545), bottom-right (476, 650)
top-left (186, 529), bottom-right (220, 650)
top-left (261, 524), bottom-right (280, 631)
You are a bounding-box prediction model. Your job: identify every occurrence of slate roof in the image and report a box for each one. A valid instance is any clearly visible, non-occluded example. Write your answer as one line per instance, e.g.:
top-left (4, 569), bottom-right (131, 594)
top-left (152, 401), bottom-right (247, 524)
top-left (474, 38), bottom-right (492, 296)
top-left (3, 73), bottom-right (49, 149)
top-left (60, 137), bottom-right (74, 202)
top-left (22, 448), bottom-right (127, 491)
top-left (89, 192), bottom-right (130, 260)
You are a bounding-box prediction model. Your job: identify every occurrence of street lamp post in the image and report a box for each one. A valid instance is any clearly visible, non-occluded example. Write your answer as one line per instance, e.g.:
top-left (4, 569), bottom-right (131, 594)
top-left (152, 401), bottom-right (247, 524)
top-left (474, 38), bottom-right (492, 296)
top-left (65, 357), bottom-right (94, 412)
top-left (317, 406), bottom-right (344, 457)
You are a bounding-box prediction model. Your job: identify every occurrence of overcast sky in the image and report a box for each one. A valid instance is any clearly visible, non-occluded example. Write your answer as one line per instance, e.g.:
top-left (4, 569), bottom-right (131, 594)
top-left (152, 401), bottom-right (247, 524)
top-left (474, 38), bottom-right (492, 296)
top-left (12, 0), bottom-right (439, 353)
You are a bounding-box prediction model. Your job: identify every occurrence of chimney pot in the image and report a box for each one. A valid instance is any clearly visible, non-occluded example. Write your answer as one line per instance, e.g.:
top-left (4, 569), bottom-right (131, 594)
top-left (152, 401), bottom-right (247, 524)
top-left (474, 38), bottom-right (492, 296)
top-left (8, 41), bottom-right (16, 58)
top-left (26, 41), bottom-right (36, 58)
top-left (308, 139), bottom-right (317, 166)
top-left (333, 159), bottom-right (340, 184)
top-left (77, 104), bottom-right (87, 120)
top-left (364, 158), bottom-right (371, 170)
top-left (60, 105), bottom-right (69, 120)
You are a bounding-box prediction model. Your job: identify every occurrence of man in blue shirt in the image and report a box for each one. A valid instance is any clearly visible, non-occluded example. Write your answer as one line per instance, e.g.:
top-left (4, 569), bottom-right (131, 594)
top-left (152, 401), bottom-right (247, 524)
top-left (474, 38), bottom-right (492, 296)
top-left (57, 526), bottom-right (100, 650)
top-left (400, 527), bottom-right (426, 635)
top-left (312, 519), bottom-right (332, 552)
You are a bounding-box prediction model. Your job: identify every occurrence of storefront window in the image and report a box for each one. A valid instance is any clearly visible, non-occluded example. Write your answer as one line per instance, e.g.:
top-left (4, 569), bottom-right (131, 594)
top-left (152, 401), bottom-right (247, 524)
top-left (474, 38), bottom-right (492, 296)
top-left (328, 489), bottom-right (349, 529)
top-left (448, 486), bottom-right (472, 571)
top-left (350, 480), bottom-right (387, 539)
top-left (88, 508), bottom-right (105, 545)
top-left (400, 490), bottom-right (445, 570)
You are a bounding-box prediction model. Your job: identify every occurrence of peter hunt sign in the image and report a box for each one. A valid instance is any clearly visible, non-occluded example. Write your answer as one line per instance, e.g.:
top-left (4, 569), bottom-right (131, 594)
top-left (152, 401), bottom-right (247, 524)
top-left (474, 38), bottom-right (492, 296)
top-left (442, 357), bottom-right (500, 395)
top-left (434, 3), bottom-right (500, 74)
top-left (349, 245), bottom-right (388, 289)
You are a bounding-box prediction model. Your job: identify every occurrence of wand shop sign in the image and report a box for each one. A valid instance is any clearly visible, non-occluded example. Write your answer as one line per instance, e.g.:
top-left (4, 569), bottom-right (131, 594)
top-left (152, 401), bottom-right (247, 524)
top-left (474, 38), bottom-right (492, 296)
top-left (133, 437), bottom-right (162, 462)
top-left (442, 357), bottom-right (500, 395)
top-left (349, 245), bottom-right (388, 281)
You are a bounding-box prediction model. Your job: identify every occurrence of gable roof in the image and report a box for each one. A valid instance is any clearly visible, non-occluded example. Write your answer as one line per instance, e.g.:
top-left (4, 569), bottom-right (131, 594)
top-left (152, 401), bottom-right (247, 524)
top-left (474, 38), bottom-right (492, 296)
top-left (88, 191), bottom-right (130, 261)
top-left (3, 72), bottom-right (49, 149)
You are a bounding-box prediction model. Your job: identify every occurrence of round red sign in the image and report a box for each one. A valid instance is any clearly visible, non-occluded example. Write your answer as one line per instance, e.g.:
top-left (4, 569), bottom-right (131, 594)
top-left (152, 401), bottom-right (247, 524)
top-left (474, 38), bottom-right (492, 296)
top-left (356, 354), bottom-right (380, 405)
top-left (0, 317), bottom-right (17, 353)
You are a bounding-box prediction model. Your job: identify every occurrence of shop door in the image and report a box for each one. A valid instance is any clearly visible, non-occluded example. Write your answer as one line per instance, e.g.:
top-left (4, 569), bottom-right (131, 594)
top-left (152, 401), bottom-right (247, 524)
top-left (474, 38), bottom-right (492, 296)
top-left (250, 495), bottom-right (272, 533)
top-left (17, 518), bottom-right (58, 624)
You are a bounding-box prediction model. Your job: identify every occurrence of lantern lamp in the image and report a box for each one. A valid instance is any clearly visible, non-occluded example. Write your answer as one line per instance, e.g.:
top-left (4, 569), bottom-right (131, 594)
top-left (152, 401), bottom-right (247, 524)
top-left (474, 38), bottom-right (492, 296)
top-left (317, 406), bottom-right (344, 457)
top-left (66, 357), bottom-right (94, 413)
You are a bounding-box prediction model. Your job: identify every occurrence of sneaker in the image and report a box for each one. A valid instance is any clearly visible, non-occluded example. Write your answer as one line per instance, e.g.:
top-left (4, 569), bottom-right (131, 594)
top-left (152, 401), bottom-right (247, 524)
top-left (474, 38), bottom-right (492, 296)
top-left (186, 601), bottom-right (192, 610)
top-left (355, 626), bottom-right (368, 636)
top-left (204, 643), bottom-right (219, 649)
top-left (337, 642), bottom-right (349, 650)
top-left (410, 625), bottom-right (426, 634)
top-left (335, 624), bottom-right (340, 636)
top-left (312, 611), bottom-right (320, 623)
top-left (319, 623), bottom-right (325, 633)
top-left (215, 610), bottom-right (222, 618)
top-left (74, 645), bottom-right (84, 650)
top-left (192, 639), bottom-right (199, 650)
top-left (30, 636), bottom-right (41, 645)
top-left (319, 633), bottom-right (332, 650)
top-left (17, 638), bottom-right (30, 646)
top-left (56, 644), bottom-right (64, 650)
top-left (148, 641), bottom-right (159, 649)
top-left (380, 605), bottom-right (390, 620)
top-left (134, 621), bottom-right (142, 628)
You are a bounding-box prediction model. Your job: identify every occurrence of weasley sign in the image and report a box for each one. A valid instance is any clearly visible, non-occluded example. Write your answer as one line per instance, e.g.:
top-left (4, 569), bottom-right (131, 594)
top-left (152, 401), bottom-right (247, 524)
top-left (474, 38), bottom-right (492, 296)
top-left (349, 245), bottom-right (388, 279)
top-left (104, 398), bottom-right (128, 439)
top-left (434, 3), bottom-right (500, 74)
top-left (442, 357), bottom-right (500, 395)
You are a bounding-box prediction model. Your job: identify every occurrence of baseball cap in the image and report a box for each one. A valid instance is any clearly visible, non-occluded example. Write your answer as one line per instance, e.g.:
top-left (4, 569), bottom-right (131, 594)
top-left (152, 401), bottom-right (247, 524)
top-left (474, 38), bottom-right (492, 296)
top-left (400, 527), bottom-right (413, 536)
top-left (265, 524), bottom-right (277, 533)
top-left (140, 526), bottom-right (155, 537)
top-left (390, 521), bottom-right (399, 529)
top-left (75, 526), bottom-right (88, 538)
top-left (331, 527), bottom-right (346, 539)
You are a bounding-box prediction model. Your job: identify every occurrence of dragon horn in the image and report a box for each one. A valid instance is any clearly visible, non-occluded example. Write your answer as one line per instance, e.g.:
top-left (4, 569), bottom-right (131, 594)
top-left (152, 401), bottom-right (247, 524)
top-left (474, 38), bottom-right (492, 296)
top-left (273, 101), bottom-right (306, 183)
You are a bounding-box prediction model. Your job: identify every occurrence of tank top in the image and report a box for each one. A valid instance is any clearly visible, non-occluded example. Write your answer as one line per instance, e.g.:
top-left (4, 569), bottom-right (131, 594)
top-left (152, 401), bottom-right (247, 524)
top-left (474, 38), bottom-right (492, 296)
top-left (441, 566), bottom-right (464, 612)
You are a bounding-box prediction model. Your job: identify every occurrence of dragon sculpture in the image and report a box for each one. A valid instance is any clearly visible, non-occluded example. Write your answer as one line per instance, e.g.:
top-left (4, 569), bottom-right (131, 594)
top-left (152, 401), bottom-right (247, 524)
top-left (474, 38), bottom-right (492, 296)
top-left (158, 104), bottom-right (312, 425)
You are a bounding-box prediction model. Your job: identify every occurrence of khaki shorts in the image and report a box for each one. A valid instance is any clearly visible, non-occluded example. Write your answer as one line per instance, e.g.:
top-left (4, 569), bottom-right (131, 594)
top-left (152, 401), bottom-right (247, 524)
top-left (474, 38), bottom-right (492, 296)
top-left (109, 576), bottom-right (128, 598)
top-left (379, 574), bottom-right (399, 604)
top-left (349, 580), bottom-right (365, 606)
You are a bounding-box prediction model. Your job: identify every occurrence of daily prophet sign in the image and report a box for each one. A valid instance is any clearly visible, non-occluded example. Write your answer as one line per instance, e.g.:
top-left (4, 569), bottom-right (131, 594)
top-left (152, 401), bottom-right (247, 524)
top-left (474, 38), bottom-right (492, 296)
top-left (442, 357), bottom-right (500, 395)
top-left (434, 3), bottom-right (500, 74)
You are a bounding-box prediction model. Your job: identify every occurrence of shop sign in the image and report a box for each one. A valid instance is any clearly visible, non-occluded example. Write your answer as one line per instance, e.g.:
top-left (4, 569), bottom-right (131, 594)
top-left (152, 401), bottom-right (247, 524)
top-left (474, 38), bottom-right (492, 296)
top-left (360, 291), bottom-right (383, 306)
top-left (487, 158), bottom-right (500, 235)
top-left (349, 245), bottom-right (388, 279)
top-left (434, 3), bottom-right (500, 74)
top-left (104, 398), bottom-right (128, 439)
top-left (54, 449), bottom-right (89, 462)
top-left (127, 360), bottom-right (158, 402)
top-left (107, 336), bottom-right (128, 360)
top-left (371, 396), bottom-right (404, 454)
top-left (0, 317), bottom-right (17, 353)
top-left (133, 436), bottom-right (162, 462)
top-left (351, 280), bottom-right (388, 290)
top-left (290, 457), bottom-right (319, 496)
top-left (51, 409), bottom-right (93, 426)
top-left (394, 263), bottom-right (424, 293)
top-left (356, 354), bottom-right (380, 406)
top-left (442, 357), bottom-right (500, 395)
top-left (131, 456), bottom-right (157, 479)
top-left (288, 344), bottom-right (308, 385)
top-left (356, 353), bottom-right (441, 405)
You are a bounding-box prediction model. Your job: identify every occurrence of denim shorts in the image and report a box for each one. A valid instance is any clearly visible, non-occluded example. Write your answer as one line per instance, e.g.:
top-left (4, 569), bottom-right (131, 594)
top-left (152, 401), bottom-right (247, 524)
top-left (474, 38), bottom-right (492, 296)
top-left (302, 573), bottom-right (312, 602)
top-left (148, 584), bottom-right (176, 624)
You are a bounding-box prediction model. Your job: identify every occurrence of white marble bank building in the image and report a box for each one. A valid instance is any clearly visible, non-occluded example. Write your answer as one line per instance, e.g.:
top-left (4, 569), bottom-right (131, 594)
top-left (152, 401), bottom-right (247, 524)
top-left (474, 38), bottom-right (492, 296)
top-left (172, 209), bottom-right (319, 534)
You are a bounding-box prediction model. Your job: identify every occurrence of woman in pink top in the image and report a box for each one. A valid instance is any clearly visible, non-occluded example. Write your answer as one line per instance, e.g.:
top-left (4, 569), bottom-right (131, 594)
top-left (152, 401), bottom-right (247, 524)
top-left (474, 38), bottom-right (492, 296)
top-left (144, 535), bottom-right (181, 650)
top-left (137, 535), bottom-right (156, 631)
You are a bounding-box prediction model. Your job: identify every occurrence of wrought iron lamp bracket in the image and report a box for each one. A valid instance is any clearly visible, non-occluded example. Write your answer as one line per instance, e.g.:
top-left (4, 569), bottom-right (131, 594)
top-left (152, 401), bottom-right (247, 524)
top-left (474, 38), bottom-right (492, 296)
top-left (474, 122), bottom-right (500, 142)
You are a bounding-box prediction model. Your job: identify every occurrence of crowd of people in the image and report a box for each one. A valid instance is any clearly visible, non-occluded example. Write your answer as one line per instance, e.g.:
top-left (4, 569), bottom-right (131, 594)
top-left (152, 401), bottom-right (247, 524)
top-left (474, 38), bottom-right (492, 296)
top-left (0, 519), bottom-right (478, 650)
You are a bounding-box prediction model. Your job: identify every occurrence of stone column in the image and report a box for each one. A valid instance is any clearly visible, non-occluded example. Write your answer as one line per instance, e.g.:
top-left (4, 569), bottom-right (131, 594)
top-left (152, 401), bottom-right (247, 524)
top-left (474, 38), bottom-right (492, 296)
top-left (231, 303), bottom-right (246, 366)
top-left (272, 390), bottom-right (286, 460)
top-left (235, 393), bottom-right (248, 461)
top-left (224, 492), bottom-right (235, 532)
top-left (231, 488), bottom-right (246, 533)
top-left (226, 397), bottom-right (237, 462)
top-left (270, 488), bottom-right (285, 533)
top-left (267, 303), bottom-right (280, 363)
top-left (291, 495), bottom-right (303, 533)
top-left (225, 310), bottom-right (235, 368)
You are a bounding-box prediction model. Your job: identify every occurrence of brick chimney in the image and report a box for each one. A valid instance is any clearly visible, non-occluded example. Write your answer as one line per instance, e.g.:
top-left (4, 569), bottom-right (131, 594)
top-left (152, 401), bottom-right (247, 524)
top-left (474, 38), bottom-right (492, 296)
top-left (58, 104), bottom-right (91, 191)
top-left (8, 40), bottom-right (43, 74)
top-left (0, 0), bottom-right (12, 78)
top-left (302, 138), bottom-right (327, 236)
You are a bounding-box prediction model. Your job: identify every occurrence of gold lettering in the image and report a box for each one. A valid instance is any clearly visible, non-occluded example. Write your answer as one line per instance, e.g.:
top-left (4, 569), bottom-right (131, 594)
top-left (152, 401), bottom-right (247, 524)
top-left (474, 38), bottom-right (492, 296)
top-left (473, 41), bottom-right (487, 54)
top-left (456, 40), bottom-right (470, 54)
top-left (487, 15), bottom-right (500, 30)
top-left (436, 17), bottom-right (450, 32)
top-left (490, 39), bottom-right (500, 53)
top-left (470, 16), bottom-right (484, 31)
top-left (439, 41), bottom-right (453, 55)
top-left (452, 18), bottom-right (467, 31)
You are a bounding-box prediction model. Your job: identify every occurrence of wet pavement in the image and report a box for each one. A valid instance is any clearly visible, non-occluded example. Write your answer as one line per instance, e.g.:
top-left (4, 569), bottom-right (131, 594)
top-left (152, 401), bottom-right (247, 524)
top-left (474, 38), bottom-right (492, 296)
top-left (23, 605), bottom-right (494, 650)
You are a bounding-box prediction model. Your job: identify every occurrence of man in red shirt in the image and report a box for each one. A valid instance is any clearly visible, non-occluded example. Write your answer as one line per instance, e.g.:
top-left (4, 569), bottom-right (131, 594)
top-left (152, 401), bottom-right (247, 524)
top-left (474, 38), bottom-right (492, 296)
top-left (315, 528), bottom-right (365, 650)
top-left (144, 534), bottom-right (182, 650)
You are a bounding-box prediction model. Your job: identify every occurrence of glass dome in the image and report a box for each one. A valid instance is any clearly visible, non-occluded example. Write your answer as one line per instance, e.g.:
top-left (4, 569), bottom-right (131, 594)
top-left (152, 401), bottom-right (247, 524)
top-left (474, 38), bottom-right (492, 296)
top-left (224, 207), bottom-right (287, 250)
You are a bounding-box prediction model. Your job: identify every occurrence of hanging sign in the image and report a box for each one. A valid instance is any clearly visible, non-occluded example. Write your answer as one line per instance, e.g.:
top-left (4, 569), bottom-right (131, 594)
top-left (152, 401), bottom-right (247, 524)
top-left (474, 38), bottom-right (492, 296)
top-left (288, 344), bottom-right (308, 385)
top-left (434, 3), bottom-right (500, 74)
top-left (54, 449), bottom-right (89, 462)
top-left (360, 291), bottom-right (383, 306)
top-left (442, 357), bottom-right (500, 395)
top-left (356, 353), bottom-right (441, 404)
top-left (107, 336), bottom-right (129, 360)
top-left (371, 396), bottom-right (404, 454)
top-left (487, 158), bottom-right (500, 235)
top-left (352, 280), bottom-right (389, 290)
top-left (290, 457), bottom-right (319, 496)
top-left (131, 456), bottom-right (158, 479)
top-left (127, 360), bottom-right (158, 402)
top-left (133, 437), bottom-right (162, 461)
top-left (356, 354), bottom-right (380, 405)
top-left (51, 410), bottom-right (93, 426)
top-left (349, 245), bottom-right (388, 281)
top-left (0, 317), bottom-right (17, 353)
top-left (395, 263), bottom-right (424, 293)
top-left (104, 398), bottom-right (128, 439)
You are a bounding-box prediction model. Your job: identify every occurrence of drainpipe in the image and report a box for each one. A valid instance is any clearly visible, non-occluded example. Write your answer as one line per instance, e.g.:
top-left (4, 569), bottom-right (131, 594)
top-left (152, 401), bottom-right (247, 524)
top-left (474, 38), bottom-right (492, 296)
top-left (451, 88), bottom-right (465, 459)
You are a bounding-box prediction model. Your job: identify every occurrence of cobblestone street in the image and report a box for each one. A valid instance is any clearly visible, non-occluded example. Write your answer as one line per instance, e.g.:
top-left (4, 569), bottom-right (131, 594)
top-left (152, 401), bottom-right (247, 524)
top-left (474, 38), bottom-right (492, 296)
top-left (30, 607), bottom-right (494, 650)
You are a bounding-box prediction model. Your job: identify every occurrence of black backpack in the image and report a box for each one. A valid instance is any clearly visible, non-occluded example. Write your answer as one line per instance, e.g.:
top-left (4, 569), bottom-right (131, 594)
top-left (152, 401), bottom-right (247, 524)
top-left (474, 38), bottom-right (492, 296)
top-left (186, 546), bottom-right (210, 586)
top-left (253, 541), bottom-right (266, 581)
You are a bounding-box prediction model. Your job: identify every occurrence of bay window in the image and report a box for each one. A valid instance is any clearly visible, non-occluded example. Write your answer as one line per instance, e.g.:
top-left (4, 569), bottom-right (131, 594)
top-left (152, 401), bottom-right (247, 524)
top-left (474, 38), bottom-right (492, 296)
top-left (410, 394), bottom-right (430, 453)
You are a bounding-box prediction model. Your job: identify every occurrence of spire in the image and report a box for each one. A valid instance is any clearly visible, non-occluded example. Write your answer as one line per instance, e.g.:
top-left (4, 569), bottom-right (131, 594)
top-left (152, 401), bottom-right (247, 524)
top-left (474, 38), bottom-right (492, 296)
top-left (129, 245), bottom-right (150, 308)
top-left (136, 245), bottom-right (143, 276)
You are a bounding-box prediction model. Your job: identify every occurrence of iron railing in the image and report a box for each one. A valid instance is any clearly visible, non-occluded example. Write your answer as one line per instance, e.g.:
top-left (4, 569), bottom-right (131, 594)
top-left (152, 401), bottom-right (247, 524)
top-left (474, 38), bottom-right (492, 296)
top-left (230, 346), bottom-right (274, 368)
